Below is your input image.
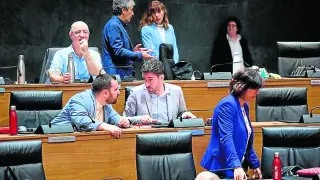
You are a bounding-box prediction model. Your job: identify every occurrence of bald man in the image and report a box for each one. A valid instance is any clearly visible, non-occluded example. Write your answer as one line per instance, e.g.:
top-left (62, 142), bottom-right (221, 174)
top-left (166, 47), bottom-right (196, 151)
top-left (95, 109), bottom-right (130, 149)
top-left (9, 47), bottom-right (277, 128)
top-left (49, 21), bottom-right (102, 83)
top-left (195, 171), bottom-right (220, 180)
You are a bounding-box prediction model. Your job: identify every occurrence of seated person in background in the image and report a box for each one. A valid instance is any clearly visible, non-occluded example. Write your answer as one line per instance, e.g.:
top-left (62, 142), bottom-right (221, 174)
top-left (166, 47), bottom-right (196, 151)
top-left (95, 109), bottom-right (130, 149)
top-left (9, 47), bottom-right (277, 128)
top-left (195, 171), bottom-right (220, 180)
top-left (201, 68), bottom-right (263, 179)
top-left (124, 59), bottom-right (195, 124)
top-left (102, 0), bottom-right (153, 80)
top-left (50, 74), bottom-right (130, 138)
top-left (139, 1), bottom-right (179, 63)
top-left (48, 21), bottom-right (102, 83)
top-left (210, 16), bottom-right (253, 74)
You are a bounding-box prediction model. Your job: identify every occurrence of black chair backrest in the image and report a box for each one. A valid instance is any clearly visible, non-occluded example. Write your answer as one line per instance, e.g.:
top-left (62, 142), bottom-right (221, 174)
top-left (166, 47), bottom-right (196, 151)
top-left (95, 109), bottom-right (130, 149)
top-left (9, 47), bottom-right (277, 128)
top-left (277, 42), bottom-right (320, 76)
top-left (0, 140), bottom-right (46, 180)
top-left (159, 43), bottom-right (175, 80)
top-left (124, 86), bottom-right (135, 108)
top-left (10, 91), bottom-right (63, 128)
top-left (39, 47), bottom-right (100, 83)
top-left (255, 87), bottom-right (308, 122)
top-left (262, 127), bottom-right (320, 178)
top-left (136, 132), bottom-right (196, 180)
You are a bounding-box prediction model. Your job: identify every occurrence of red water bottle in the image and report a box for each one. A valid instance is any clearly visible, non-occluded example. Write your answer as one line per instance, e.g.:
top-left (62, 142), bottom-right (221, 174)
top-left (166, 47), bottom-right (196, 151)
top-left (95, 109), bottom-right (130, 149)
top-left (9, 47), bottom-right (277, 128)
top-left (272, 152), bottom-right (282, 180)
top-left (9, 105), bottom-right (18, 135)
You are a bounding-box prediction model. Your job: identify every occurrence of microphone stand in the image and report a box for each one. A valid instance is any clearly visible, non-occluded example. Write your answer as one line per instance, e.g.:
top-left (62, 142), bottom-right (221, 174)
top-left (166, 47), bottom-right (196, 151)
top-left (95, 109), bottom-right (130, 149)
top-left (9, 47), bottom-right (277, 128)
top-left (309, 106), bottom-right (320, 118)
top-left (48, 113), bottom-right (96, 132)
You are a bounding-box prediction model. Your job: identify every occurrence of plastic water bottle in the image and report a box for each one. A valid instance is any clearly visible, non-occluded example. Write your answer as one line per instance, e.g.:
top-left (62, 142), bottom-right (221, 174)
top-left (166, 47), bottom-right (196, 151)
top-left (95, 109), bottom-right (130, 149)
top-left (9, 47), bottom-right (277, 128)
top-left (67, 53), bottom-right (75, 83)
top-left (272, 152), bottom-right (282, 180)
top-left (17, 55), bottom-right (25, 84)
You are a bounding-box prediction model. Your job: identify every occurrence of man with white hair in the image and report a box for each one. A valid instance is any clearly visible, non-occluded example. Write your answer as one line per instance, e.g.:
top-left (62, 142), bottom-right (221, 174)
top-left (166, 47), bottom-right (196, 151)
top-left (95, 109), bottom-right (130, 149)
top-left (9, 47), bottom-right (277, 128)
top-left (49, 21), bottom-right (102, 83)
top-left (102, 0), bottom-right (153, 80)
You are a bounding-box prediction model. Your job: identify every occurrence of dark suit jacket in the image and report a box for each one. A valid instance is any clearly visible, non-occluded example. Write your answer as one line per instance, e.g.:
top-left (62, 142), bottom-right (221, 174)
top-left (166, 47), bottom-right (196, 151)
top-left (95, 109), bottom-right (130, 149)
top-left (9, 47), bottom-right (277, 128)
top-left (210, 35), bottom-right (253, 72)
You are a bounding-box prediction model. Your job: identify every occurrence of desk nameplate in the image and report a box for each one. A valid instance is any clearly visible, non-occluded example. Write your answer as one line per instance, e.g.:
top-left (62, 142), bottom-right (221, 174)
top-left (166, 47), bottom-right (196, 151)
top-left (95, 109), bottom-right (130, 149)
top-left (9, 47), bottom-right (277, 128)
top-left (311, 80), bottom-right (320, 85)
top-left (207, 82), bottom-right (229, 88)
top-left (48, 136), bottom-right (76, 143)
top-left (177, 129), bottom-right (205, 136)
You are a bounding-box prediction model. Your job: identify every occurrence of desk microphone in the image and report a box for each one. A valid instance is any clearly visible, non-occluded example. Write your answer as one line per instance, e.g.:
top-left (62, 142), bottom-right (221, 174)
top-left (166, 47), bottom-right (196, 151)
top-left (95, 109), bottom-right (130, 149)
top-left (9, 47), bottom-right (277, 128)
top-left (100, 65), bottom-right (136, 82)
top-left (309, 106), bottom-right (320, 118)
top-left (167, 108), bottom-right (214, 128)
top-left (35, 100), bottom-right (97, 134)
top-left (0, 66), bottom-right (22, 76)
top-left (48, 113), bottom-right (96, 132)
top-left (210, 61), bottom-right (250, 75)
top-left (300, 106), bottom-right (320, 123)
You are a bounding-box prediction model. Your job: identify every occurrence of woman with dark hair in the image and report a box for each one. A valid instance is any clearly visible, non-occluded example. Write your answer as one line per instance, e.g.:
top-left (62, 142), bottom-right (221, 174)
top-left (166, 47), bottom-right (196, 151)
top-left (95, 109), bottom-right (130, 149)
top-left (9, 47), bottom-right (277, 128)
top-left (210, 16), bottom-right (253, 74)
top-left (139, 1), bottom-right (179, 63)
top-left (201, 68), bottom-right (264, 180)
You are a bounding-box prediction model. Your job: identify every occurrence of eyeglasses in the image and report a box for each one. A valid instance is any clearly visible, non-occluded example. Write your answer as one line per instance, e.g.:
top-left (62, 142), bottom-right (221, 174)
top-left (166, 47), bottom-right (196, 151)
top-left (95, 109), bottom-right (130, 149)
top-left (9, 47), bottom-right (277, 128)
top-left (72, 30), bottom-right (89, 36)
top-left (228, 24), bottom-right (237, 28)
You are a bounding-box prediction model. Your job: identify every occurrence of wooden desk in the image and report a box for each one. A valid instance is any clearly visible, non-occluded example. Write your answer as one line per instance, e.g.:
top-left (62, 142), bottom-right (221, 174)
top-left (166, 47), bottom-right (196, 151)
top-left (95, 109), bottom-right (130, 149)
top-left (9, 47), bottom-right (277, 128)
top-left (1, 79), bottom-right (320, 126)
top-left (0, 122), bottom-right (318, 180)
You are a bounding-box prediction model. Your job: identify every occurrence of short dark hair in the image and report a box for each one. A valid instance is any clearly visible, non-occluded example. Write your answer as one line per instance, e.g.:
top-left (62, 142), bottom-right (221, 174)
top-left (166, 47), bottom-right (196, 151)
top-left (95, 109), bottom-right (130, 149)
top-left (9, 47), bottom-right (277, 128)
top-left (91, 74), bottom-right (116, 93)
top-left (225, 16), bottom-right (242, 34)
top-left (141, 59), bottom-right (164, 75)
top-left (229, 68), bottom-right (264, 97)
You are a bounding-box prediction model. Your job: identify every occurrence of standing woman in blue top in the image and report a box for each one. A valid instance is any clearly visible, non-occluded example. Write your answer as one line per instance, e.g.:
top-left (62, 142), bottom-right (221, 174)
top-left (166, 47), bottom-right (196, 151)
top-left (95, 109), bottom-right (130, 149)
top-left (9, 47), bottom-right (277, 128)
top-left (201, 68), bottom-right (264, 180)
top-left (139, 1), bottom-right (179, 63)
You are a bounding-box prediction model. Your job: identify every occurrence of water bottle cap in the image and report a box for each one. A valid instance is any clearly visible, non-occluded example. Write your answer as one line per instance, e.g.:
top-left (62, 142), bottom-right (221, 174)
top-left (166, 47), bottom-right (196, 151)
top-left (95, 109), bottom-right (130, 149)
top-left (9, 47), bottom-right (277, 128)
top-left (274, 152), bottom-right (279, 156)
top-left (19, 55), bottom-right (24, 59)
top-left (10, 106), bottom-right (16, 110)
top-left (68, 53), bottom-right (73, 58)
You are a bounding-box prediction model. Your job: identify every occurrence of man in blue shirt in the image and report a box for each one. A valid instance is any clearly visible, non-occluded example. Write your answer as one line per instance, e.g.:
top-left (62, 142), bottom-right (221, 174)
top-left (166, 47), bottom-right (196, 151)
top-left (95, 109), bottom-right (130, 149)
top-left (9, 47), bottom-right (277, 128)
top-left (102, 0), bottom-right (153, 80)
top-left (49, 21), bottom-right (102, 83)
top-left (51, 74), bottom-right (130, 138)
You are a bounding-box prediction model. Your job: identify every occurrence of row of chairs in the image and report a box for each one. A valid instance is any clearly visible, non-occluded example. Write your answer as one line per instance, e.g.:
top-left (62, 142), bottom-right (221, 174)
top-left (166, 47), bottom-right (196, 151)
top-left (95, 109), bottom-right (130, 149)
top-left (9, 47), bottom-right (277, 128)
top-left (10, 86), bottom-right (310, 129)
top-left (1, 127), bottom-right (319, 179)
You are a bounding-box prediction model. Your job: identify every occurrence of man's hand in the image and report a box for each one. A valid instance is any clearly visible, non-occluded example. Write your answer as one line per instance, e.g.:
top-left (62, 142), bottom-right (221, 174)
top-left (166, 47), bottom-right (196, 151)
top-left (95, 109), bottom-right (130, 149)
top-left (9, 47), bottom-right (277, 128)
top-left (119, 117), bottom-right (130, 128)
top-left (182, 111), bottom-right (196, 119)
top-left (140, 115), bottom-right (153, 125)
top-left (63, 73), bottom-right (71, 84)
top-left (79, 39), bottom-right (89, 56)
top-left (108, 125), bottom-right (122, 138)
top-left (134, 44), bottom-right (144, 52)
top-left (234, 167), bottom-right (247, 180)
top-left (252, 168), bottom-right (262, 179)
top-left (97, 123), bottom-right (122, 138)
top-left (142, 49), bottom-right (154, 60)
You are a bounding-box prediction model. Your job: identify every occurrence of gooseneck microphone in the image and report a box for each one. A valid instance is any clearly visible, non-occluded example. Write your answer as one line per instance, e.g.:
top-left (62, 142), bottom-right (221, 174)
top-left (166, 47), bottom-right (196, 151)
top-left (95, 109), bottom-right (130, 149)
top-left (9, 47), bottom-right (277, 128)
top-left (0, 66), bottom-right (22, 76)
top-left (210, 61), bottom-right (250, 75)
top-left (309, 106), bottom-right (320, 118)
top-left (48, 113), bottom-right (96, 132)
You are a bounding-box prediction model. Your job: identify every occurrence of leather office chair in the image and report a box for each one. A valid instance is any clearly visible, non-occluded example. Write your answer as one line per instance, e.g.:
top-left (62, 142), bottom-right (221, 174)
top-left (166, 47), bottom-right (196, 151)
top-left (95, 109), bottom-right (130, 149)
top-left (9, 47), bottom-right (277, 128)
top-left (261, 127), bottom-right (320, 178)
top-left (159, 43), bottom-right (175, 80)
top-left (277, 42), bottom-right (320, 76)
top-left (39, 47), bottom-right (100, 83)
top-left (0, 140), bottom-right (46, 180)
top-left (255, 87), bottom-right (308, 122)
top-left (10, 91), bottom-right (63, 129)
top-left (124, 86), bottom-right (135, 108)
top-left (136, 132), bottom-right (196, 180)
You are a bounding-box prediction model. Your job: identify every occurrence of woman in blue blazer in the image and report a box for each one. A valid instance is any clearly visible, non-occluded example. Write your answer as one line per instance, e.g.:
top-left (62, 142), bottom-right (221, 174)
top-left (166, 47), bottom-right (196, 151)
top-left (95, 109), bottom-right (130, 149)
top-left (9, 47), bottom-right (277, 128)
top-left (201, 68), bottom-right (264, 179)
top-left (139, 1), bottom-right (179, 63)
